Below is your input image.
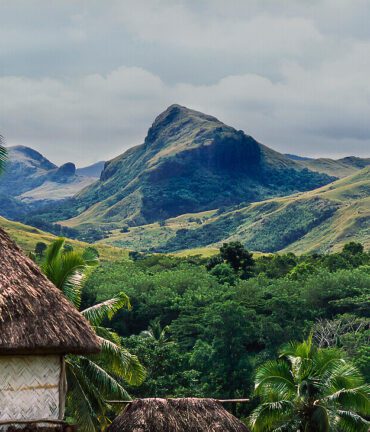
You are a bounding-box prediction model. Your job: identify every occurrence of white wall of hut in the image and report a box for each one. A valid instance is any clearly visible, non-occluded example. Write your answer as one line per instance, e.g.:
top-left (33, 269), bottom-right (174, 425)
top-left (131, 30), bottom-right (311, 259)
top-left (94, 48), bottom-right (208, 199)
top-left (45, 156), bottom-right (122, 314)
top-left (0, 355), bottom-right (66, 428)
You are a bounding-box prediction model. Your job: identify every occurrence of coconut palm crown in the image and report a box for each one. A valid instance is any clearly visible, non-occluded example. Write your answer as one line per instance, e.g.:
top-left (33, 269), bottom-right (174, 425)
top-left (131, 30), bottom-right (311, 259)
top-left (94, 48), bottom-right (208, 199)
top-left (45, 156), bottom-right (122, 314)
top-left (249, 335), bottom-right (370, 432)
top-left (42, 238), bottom-right (145, 431)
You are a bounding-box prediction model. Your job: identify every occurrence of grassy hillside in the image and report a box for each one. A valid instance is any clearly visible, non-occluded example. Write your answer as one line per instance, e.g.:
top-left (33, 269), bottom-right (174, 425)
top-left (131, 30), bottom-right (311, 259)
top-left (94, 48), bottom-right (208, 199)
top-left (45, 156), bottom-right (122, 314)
top-left (100, 167), bottom-right (370, 254)
top-left (97, 210), bottom-right (217, 251)
top-left (293, 156), bottom-right (370, 178)
top-left (0, 216), bottom-right (128, 261)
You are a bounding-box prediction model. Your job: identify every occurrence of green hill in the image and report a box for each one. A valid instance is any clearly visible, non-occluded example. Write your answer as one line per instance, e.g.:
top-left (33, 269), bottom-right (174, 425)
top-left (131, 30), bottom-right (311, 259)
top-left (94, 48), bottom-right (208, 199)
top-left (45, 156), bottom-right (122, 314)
top-left (0, 216), bottom-right (128, 261)
top-left (60, 105), bottom-right (333, 231)
top-left (100, 167), bottom-right (370, 254)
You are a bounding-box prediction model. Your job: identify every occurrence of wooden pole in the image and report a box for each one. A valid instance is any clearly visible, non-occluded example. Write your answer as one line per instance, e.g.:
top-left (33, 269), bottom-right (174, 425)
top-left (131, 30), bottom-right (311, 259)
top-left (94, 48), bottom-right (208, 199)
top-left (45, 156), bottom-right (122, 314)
top-left (217, 399), bottom-right (250, 403)
top-left (106, 398), bottom-right (249, 404)
top-left (0, 419), bottom-right (67, 426)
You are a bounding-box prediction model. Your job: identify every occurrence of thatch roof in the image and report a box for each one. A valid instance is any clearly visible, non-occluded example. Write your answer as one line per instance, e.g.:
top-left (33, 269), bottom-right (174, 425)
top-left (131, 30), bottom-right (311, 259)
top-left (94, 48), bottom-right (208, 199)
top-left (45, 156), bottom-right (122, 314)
top-left (108, 398), bottom-right (250, 432)
top-left (0, 228), bottom-right (100, 354)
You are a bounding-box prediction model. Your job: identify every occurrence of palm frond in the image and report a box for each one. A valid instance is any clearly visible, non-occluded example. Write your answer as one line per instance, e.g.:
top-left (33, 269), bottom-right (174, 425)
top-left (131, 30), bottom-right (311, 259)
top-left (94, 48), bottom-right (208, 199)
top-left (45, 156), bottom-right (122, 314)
top-left (325, 385), bottom-right (370, 414)
top-left (82, 292), bottom-right (131, 326)
top-left (140, 329), bottom-right (155, 338)
top-left (255, 360), bottom-right (295, 399)
top-left (249, 400), bottom-right (295, 432)
top-left (287, 355), bottom-right (313, 382)
top-left (62, 271), bottom-right (84, 307)
top-left (325, 362), bottom-right (365, 392)
top-left (280, 334), bottom-right (315, 359)
top-left (314, 347), bottom-right (345, 375)
top-left (82, 248), bottom-right (100, 266)
top-left (44, 237), bottom-right (65, 264)
top-left (66, 359), bottom-right (100, 432)
top-left (42, 240), bottom-right (95, 308)
top-left (335, 410), bottom-right (370, 432)
top-left (93, 336), bottom-right (146, 386)
top-left (93, 326), bottom-right (122, 345)
top-left (79, 357), bottom-right (132, 400)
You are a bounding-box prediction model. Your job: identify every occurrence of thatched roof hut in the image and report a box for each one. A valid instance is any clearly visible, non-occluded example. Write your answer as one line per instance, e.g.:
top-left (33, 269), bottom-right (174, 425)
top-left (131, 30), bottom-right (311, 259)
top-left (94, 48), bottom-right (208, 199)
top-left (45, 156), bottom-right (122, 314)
top-left (108, 398), bottom-right (250, 432)
top-left (0, 228), bottom-right (100, 354)
top-left (0, 227), bottom-right (100, 429)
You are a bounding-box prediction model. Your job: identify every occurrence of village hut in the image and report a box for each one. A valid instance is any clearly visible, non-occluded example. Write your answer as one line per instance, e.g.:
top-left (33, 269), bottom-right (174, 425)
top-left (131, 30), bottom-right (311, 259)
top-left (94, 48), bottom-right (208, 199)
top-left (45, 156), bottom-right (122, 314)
top-left (0, 228), bottom-right (101, 430)
top-left (108, 398), bottom-right (250, 432)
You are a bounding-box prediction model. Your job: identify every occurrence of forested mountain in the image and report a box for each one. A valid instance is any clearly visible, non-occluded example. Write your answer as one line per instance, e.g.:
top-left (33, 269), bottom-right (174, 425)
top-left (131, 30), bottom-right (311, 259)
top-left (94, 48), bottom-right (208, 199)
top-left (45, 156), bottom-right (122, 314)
top-left (100, 166), bottom-right (370, 254)
top-left (61, 105), bottom-right (333, 229)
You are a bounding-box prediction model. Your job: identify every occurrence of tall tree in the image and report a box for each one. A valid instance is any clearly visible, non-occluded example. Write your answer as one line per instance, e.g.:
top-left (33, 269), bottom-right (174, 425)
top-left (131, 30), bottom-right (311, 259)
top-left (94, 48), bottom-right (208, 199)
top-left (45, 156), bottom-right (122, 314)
top-left (220, 242), bottom-right (254, 278)
top-left (249, 335), bottom-right (370, 432)
top-left (42, 238), bottom-right (145, 431)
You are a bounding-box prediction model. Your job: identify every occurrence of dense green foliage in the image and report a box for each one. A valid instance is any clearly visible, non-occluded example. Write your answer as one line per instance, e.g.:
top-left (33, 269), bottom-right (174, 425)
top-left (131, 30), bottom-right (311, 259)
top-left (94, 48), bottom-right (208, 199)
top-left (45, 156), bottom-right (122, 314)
top-left (83, 242), bottom-right (370, 421)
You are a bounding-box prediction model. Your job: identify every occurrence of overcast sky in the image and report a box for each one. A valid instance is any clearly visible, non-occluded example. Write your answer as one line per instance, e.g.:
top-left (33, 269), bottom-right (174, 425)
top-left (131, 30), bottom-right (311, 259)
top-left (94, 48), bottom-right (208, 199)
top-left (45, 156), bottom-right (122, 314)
top-left (0, 0), bottom-right (369, 166)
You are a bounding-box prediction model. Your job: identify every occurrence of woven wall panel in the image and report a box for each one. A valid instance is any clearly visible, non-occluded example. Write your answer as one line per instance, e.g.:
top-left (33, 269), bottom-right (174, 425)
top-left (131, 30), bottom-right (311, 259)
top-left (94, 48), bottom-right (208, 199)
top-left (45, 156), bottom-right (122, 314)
top-left (0, 355), bottom-right (60, 421)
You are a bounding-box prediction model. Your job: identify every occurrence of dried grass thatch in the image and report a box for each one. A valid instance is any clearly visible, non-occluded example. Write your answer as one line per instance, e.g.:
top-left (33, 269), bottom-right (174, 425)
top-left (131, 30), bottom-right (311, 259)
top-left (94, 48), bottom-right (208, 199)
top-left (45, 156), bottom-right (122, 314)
top-left (108, 398), bottom-right (250, 432)
top-left (0, 228), bottom-right (100, 354)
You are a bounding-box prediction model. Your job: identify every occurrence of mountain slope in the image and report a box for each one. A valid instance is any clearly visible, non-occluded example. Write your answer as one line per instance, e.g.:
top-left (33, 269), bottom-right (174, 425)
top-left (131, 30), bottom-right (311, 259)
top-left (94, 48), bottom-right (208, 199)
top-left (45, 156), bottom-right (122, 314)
top-left (100, 167), bottom-right (370, 254)
top-left (62, 105), bottom-right (333, 229)
top-left (76, 161), bottom-right (105, 177)
top-left (287, 154), bottom-right (370, 178)
top-left (180, 166), bottom-right (370, 253)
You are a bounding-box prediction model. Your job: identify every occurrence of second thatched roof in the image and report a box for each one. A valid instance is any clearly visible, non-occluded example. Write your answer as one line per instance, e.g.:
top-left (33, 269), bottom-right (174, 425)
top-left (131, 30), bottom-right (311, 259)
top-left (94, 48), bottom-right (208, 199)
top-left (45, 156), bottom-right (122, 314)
top-left (108, 398), bottom-right (250, 432)
top-left (0, 227), bottom-right (100, 354)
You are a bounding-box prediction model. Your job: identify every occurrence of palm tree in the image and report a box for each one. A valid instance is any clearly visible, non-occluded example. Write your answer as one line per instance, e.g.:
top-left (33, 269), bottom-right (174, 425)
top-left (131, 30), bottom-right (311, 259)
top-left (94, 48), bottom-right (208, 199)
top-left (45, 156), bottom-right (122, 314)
top-left (42, 238), bottom-right (146, 431)
top-left (140, 317), bottom-right (170, 345)
top-left (0, 134), bottom-right (7, 175)
top-left (249, 335), bottom-right (370, 432)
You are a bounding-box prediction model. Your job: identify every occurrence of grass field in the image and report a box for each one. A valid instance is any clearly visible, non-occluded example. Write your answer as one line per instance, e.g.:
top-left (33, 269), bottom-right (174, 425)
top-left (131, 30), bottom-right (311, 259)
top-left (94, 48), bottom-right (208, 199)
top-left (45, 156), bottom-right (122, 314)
top-left (171, 247), bottom-right (220, 258)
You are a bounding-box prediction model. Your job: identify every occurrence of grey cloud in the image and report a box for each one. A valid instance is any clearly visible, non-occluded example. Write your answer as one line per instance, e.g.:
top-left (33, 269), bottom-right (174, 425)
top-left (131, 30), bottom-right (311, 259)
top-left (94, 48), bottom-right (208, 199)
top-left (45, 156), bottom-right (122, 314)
top-left (0, 0), bottom-right (369, 165)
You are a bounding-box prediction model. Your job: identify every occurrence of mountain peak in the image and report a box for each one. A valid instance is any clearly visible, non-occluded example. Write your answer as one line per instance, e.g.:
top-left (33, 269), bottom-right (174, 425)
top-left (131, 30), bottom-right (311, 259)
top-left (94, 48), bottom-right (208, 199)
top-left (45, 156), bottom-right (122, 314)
top-left (160, 104), bottom-right (197, 117)
top-left (157, 104), bottom-right (219, 123)
top-left (8, 145), bottom-right (57, 170)
top-left (145, 104), bottom-right (222, 146)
